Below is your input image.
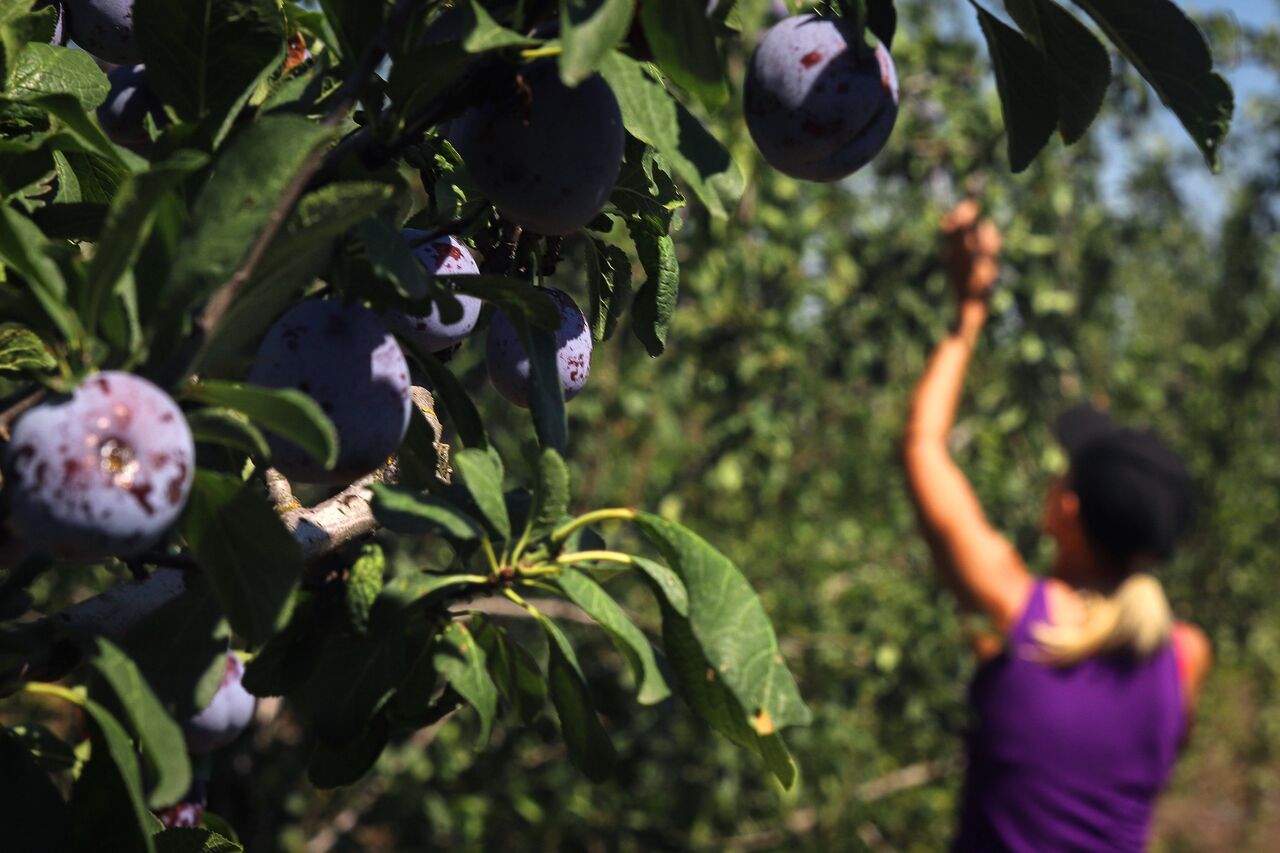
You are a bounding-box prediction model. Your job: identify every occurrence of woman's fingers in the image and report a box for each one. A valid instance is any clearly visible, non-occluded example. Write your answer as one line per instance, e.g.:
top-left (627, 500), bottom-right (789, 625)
top-left (942, 198), bottom-right (980, 234)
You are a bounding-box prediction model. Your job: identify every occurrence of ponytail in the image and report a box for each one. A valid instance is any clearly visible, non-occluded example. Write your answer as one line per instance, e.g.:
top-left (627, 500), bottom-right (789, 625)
top-left (1030, 573), bottom-right (1173, 666)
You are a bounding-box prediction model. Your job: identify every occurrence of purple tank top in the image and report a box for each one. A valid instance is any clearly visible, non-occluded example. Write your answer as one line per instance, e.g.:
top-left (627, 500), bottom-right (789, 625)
top-left (954, 580), bottom-right (1184, 852)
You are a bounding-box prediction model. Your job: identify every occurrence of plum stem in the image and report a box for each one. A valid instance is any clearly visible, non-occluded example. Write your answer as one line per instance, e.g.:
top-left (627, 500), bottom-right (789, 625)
top-left (22, 681), bottom-right (86, 707)
top-left (550, 508), bottom-right (638, 544)
top-left (480, 537), bottom-right (502, 575)
top-left (554, 550), bottom-right (635, 567)
top-left (520, 45), bottom-right (562, 60)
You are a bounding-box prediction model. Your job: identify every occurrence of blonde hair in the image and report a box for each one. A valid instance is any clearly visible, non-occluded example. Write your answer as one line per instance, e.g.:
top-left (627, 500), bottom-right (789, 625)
top-left (1031, 573), bottom-right (1173, 666)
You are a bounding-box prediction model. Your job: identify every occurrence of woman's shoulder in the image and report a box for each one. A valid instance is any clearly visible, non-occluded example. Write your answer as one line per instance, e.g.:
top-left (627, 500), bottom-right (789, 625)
top-left (1172, 621), bottom-right (1212, 708)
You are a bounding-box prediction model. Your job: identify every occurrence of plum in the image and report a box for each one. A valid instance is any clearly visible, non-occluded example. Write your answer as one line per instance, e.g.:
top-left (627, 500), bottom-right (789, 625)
top-left (184, 653), bottom-right (256, 754)
top-left (249, 299), bottom-right (412, 485)
top-left (449, 61), bottom-right (624, 235)
top-left (154, 780), bottom-right (207, 828)
top-left (744, 15), bottom-right (899, 182)
top-left (97, 64), bottom-right (165, 150)
top-left (486, 288), bottom-right (592, 408)
top-left (2, 372), bottom-right (194, 561)
top-left (382, 232), bottom-right (484, 354)
top-left (65, 0), bottom-right (139, 64)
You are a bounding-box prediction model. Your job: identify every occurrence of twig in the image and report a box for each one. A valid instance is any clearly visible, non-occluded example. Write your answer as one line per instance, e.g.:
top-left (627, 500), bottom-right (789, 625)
top-left (0, 387), bottom-right (46, 442)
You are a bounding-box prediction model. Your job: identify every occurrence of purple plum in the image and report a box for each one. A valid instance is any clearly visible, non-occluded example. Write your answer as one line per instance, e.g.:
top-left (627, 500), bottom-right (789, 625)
top-left (744, 15), bottom-right (899, 182)
top-left (65, 0), bottom-right (139, 64)
top-left (2, 372), bottom-right (194, 560)
top-left (249, 300), bottom-right (412, 485)
top-left (37, 2), bottom-right (67, 45)
top-left (449, 61), bottom-right (624, 235)
top-left (486, 288), bottom-right (592, 408)
top-left (97, 64), bottom-right (165, 150)
top-left (382, 232), bottom-right (484, 354)
top-left (184, 653), bottom-right (256, 754)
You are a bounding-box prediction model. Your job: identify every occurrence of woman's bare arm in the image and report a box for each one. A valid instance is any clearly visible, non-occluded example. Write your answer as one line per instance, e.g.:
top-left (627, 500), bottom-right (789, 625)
top-left (901, 202), bottom-right (1031, 631)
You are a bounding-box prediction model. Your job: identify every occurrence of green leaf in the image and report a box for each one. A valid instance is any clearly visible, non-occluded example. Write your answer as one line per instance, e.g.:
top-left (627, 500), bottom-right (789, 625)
top-left (471, 616), bottom-right (545, 724)
top-left (85, 151), bottom-right (209, 326)
top-left (160, 115), bottom-right (336, 322)
top-left (346, 543), bottom-right (386, 632)
top-left (305, 614), bottom-right (406, 744)
top-left (458, 0), bottom-right (539, 52)
top-left (526, 448), bottom-right (570, 543)
top-left (357, 213), bottom-right (430, 300)
top-left (631, 555), bottom-right (688, 618)
top-left (184, 380), bottom-right (339, 470)
top-left (1004, 0), bottom-right (1110, 145)
top-left (185, 408), bottom-right (272, 459)
top-left (633, 512), bottom-right (811, 734)
top-left (445, 274), bottom-right (562, 330)
top-left (584, 236), bottom-right (631, 342)
top-left (368, 483), bottom-right (485, 539)
top-left (121, 576), bottom-right (230, 720)
top-left (628, 226), bottom-right (679, 356)
top-left (972, 2), bottom-right (1059, 173)
top-left (639, 0), bottom-right (728, 110)
top-left (241, 601), bottom-right (316, 698)
top-left (659, 599), bottom-right (797, 787)
top-left (68, 699), bottom-right (157, 853)
top-left (88, 637), bottom-right (192, 809)
top-left (153, 828), bottom-right (244, 853)
top-left (135, 0), bottom-right (286, 143)
top-left (598, 52), bottom-right (742, 218)
top-left (432, 621), bottom-right (497, 749)
top-left (558, 0), bottom-right (635, 87)
top-left (307, 713), bottom-right (389, 789)
top-left (453, 447), bottom-right (511, 540)
top-left (0, 726), bottom-right (71, 853)
top-left (507, 312), bottom-right (569, 453)
top-left (1069, 0), bottom-right (1233, 170)
top-left (538, 614), bottom-right (616, 781)
top-left (7, 43), bottom-right (109, 111)
top-left (179, 469), bottom-right (303, 647)
top-left (555, 568), bottom-right (670, 704)
top-left (0, 323), bottom-right (54, 371)
top-left (0, 204), bottom-right (78, 342)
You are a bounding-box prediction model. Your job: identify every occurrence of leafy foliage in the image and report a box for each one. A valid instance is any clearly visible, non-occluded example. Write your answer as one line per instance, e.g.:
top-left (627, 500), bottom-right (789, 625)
top-left (0, 0), bottom-right (1242, 848)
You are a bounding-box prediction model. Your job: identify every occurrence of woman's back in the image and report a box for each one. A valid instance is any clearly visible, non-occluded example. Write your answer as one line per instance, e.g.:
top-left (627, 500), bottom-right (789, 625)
top-left (955, 581), bottom-right (1184, 852)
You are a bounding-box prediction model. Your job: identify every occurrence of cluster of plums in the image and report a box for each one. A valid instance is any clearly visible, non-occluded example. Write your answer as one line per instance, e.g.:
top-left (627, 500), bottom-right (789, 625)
top-left (6, 7), bottom-right (898, 557)
top-left (1, 233), bottom-right (592, 558)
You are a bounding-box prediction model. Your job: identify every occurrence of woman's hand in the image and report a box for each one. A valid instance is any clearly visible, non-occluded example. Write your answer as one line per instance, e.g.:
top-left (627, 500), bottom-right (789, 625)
top-left (942, 199), bottom-right (1002, 303)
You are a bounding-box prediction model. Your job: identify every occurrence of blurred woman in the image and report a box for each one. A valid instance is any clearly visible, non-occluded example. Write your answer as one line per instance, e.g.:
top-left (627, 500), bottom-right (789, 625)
top-left (901, 201), bottom-right (1211, 851)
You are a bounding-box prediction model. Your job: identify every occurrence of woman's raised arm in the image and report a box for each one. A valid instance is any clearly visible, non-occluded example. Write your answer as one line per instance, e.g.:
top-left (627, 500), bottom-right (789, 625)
top-left (901, 202), bottom-right (1031, 631)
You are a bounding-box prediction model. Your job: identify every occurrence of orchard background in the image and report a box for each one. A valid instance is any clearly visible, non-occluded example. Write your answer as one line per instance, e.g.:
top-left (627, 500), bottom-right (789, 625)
top-left (0, 0), bottom-right (1276, 851)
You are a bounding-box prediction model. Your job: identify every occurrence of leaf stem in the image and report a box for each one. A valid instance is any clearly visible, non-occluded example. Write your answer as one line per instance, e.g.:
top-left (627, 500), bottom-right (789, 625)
top-left (22, 682), bottom-right (86, 707)
top-left (520, 45), bottom-right (562, 60)
top-left (517, 563), bottom-right (563, 578)
top-left (554, 550), bottom-right (635, 567)
top-left (480, 537), bottom-right (502, 575)
top-left (550, 508), bottom-right (638, 544)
